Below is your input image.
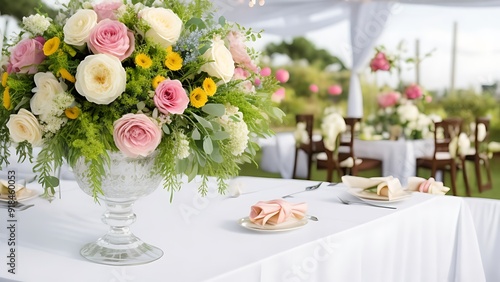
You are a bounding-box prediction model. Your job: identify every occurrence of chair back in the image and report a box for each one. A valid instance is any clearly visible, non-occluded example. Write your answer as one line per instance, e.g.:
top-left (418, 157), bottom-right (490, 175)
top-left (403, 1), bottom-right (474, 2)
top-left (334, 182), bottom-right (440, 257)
top-left (433, 118), bottom-right (462, 157)
top-left (338, 117), bottom-right (361, 160)
top-left (473, 117), bottom-right (490, 152)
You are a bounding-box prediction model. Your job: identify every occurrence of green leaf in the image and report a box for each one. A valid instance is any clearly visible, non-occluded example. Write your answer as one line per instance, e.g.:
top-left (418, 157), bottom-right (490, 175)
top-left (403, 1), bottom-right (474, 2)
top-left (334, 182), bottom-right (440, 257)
top-left (45, 176), bottom-right (60, 187)
top-left (192, 113), bottom-right (213, 130)
top-left (187, 162), bottom-right (198, 182)
top-left (203, 137), bottom-right (213, 154)
top-left (211, 148), bottom-right (223, 163)
top-left (218, 16), bottom-right (226, 26)
top-left (211, 131), bottom-right (229, 140)
top-left (162, 124), bottom-right (170, 135)
top-left (137, 101), bottom-right (146, 111)
top-left (202, 103), bottom-right (225, 117)
top-left (177, 158), bottom-right (188, 174)
top-left (192, 128), bottom-right (201, 140)
top-left (199, 44), bottom-right (210, 55)
top-left (185, 17), bottom-right (206, 29)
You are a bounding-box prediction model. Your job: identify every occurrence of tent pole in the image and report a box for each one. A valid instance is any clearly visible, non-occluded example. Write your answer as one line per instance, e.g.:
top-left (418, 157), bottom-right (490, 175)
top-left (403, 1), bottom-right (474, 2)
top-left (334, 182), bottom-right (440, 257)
top-left (415, 39), bottom-right (420, 85)
top-left (450, 21), bottom-right (457, 95)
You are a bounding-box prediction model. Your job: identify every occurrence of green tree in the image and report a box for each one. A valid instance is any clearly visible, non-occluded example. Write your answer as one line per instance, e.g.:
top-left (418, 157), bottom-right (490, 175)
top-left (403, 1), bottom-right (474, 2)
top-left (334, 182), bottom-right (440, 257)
top-left (264, 37), bottom-right (347, 70)
top-left (0, 0), bottom-right (57, 21)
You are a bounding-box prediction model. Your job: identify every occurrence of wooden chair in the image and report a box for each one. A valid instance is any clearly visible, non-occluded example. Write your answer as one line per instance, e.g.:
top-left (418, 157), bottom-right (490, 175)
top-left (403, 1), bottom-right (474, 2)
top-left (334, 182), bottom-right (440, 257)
top-left (461, 117), bottom-right (493, 194)
top-left (416, 118), bottom-right (462, 196)
top-left (291, 114), bottom-right (324, 180)
top-left (317, 117), bottom-right (383, 182)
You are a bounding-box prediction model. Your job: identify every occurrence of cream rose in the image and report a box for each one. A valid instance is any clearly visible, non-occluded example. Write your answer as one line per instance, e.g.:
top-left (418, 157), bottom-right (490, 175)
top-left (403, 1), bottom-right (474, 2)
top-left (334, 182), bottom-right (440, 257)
top-left (75, 54), bottom-right (126, 105)
top-left (200, 38), bottom-right (235, 83)
top-left (31, 72), bottom-right (67, 116)
top-left (6, 109), bottom-right (43, 146)
top-left (139, 7), bottom-right (182, 48)
top-left (63, 9), bottom-right (98, 46)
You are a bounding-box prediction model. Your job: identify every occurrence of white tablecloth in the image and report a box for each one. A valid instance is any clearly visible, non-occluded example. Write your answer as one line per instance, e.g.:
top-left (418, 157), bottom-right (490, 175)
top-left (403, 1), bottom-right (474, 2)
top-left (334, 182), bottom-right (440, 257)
top-left (0, 177), bottom-right (485, 282)
top-left (260, 133), bottom-right (434, 185)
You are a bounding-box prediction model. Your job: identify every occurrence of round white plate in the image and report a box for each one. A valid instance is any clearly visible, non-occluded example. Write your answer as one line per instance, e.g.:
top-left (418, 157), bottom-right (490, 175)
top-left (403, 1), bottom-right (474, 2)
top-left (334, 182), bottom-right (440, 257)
top-left (0, 189), bottom-right (39, 202)
top-left (348, 188), bottom-right (412, 203)
top-left (238, 217), bottom-right (308, 232)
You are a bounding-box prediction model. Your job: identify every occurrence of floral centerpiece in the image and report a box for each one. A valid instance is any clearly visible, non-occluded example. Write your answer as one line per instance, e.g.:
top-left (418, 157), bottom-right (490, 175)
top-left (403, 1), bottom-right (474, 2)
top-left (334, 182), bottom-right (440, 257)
top-left (0, 0), bottom-right (284, 200)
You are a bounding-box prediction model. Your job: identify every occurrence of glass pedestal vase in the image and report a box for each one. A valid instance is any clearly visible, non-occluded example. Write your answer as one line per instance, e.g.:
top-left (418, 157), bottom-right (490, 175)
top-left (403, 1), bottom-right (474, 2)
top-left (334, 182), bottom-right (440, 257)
top-left (72, 151), bottom-right (163, 265)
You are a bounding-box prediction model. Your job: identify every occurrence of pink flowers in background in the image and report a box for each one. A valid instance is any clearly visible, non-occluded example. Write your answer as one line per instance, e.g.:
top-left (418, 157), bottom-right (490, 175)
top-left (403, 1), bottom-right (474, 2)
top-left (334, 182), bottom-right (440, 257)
top-left (377, 91), bottom-right (401, 108)
top-left (153, 79), bottom-right (189, 115)
top-left (370, 51), bottom-right (391, 72)
top-left (405, 84), bottom-right (423, 100)
top-left (309, 84), bottom-right (319, 93)
top-left (7, 37), bottom-right (46, 74)
top-left (328, 85), bottom-right (342, 96)
top-left (113, 113), bottom-right (162, 158)
top-left (88, 19), bottom-right (135, 61)
top-left (275, 69), bottom-right (289, 83)
top-left (272, 87), bottom-right (285, 103)
top-left (260, 67), bottom-right (271, 77)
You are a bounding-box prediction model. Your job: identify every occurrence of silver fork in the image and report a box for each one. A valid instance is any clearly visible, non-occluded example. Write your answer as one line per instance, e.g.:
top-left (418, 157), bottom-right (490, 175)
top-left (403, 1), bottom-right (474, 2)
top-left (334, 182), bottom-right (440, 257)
top-left (336, 196), bottom-right (396, 209)
top-left (282, 182), bottom-right (323, 198)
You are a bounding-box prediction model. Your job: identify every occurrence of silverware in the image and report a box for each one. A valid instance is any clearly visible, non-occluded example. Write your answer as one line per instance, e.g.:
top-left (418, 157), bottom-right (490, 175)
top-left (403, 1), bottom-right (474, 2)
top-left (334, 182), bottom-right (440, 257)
top-left (307, 215), bottom-right (319, 221)
top-left (0, 201), bottom-right (35, 211)
top-left (282, 182), bottom-right (323, 198)
top-left (336, 196), bottom-right (396, 209)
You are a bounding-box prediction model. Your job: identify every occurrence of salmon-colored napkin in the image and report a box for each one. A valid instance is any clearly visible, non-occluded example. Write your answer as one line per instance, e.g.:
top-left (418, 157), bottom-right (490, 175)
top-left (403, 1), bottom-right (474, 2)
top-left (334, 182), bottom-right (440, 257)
top-left (249, 199), bottom-right (307, 226)
top-left (406, 177), bottom-right (450, 195)
top-left (341, 175), bottom-right (406, 200)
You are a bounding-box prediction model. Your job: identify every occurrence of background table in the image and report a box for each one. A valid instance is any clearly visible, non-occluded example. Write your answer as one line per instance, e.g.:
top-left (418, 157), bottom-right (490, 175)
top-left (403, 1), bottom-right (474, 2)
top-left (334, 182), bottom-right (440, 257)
top-left (259, 133), bottom-right (433, 184)
top-left (0, 176), bottom-right (486, 282)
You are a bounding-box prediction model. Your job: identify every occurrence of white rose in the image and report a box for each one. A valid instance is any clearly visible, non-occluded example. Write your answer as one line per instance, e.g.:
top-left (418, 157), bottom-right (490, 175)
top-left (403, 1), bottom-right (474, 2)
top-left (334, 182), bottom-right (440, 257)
top-left (200, 38), bottom-right (235, 83)
top-left (63, 9), bottom-right (98, 46)
top-left (139, 7), bottom-right (182, 48)
top-left (476, 123), bottom-right (487, 142)
top-left (321, 113), bottom-right (346, 151)
top-left (397, 103), bottom-right (419, 123)
top-left (31, 72), bottom-right (67, 116)
top-left (7, 109), bottom-right (43, 146)
top-left (75, 54), bottom-right (126, 105)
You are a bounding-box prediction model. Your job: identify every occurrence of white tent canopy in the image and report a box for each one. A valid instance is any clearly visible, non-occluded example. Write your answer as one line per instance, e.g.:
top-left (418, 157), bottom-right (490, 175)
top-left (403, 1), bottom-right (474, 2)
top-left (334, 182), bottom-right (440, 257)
top-left (213, 0), bottom-right (500, 117)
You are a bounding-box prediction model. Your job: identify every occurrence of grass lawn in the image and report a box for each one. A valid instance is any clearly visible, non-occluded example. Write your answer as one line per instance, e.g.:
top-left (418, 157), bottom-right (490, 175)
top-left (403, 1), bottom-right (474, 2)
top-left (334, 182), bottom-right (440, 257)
top-left (239, 152), bottom-right (500, 200)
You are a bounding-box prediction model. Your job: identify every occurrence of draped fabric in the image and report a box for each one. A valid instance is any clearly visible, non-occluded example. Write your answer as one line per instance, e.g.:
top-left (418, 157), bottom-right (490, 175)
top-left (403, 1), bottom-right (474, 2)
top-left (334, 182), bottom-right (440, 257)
top-left (214, 0), bottom-right (500, 117)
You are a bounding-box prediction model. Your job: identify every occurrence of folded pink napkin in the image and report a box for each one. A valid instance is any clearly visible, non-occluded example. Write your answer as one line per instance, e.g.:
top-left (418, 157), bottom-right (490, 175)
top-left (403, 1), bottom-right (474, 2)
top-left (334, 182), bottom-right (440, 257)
top-left (406, 177), bottom-right (450, 195)
top-left (249, 199), bottom-right (307, 226)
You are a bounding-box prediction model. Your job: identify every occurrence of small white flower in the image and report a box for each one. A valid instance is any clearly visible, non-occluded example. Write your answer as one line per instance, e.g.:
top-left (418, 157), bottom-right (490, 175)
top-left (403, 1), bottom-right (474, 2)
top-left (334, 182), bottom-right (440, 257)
top-left (139, 7), bottom-right (182, 48)
top-left (476, 123), bottom-right (487, 142)
top-left (63, 9), bottom-right (98, 46)
top-left (6, 109), bottom-right (43, 146)
top-left (397, 102), bottom-right (419, 123)
top-left (457, 132), bottom-right (471, 157)
top-left (293, 122), bottom-right (310, 145)
top-left (175, 132), bottom-right (190, 159)
top-left (321, 113), bottom-right (346, 151)
top-left (22, 14), bottom-right (51, 35)
top-left (218, 105), bottom-right (249, 156)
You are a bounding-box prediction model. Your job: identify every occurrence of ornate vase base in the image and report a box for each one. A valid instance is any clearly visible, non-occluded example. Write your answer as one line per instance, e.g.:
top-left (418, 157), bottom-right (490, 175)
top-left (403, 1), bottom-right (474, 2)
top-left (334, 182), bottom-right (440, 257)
top-left (80, 234), bottom-right (163, 266)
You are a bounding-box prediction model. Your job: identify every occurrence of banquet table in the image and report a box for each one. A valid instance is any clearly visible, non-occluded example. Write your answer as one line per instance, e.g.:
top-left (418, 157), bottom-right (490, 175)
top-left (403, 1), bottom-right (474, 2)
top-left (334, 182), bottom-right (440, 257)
top-left (0, 176), bottom-right (487, 282)
top-left (260, 133), bottom-right (434, 185)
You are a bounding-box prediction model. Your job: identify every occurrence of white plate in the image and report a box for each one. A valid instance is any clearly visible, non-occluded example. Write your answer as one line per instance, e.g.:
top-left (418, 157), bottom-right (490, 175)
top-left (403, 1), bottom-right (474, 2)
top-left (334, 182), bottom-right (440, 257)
top-left (0, 189), bottom-right (39, 202)
top-left (348, 188), bottom-right (412, 203)
top-left (238, 217), bottom-right (308, 232)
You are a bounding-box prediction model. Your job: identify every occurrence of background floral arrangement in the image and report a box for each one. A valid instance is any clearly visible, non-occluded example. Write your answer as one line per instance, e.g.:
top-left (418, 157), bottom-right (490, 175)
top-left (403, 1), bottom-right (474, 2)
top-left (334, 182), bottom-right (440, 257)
top-left (0, 0), bottom-right (284, 199)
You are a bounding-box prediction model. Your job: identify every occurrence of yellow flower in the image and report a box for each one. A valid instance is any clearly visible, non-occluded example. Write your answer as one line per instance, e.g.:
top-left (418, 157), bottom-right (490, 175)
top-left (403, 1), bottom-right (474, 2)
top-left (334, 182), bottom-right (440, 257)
top-left (202, 77), bottom-right (217, 96)
top-left (3, 87), bottom-right (11, 110)
top-left (64, 107), bottom-right (80, 119)
top-left (1, 72), bottom-right (8, 87)
top-left (166, 46), bottom-right (173, 53)
top-left (165, 52), bottom-right (183, 71)
top-left (59, 68), bottom-right (76, 83)
top-left (135, 53), bottom-right (153, 69)
top-left (43, 37), bottom-right (60, 56)
top-left (152, 75), bottom-right (166, 89)
top-left (190, 87), bottom-right (208, 108)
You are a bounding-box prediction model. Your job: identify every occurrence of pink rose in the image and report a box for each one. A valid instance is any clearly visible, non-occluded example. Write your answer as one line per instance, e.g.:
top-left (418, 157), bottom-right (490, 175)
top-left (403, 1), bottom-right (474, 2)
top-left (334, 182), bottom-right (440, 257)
top-left (7, 37), bottom-right (46, 74)
top-left (328, 85), bottom-right (342, 96)
top-left (260, 67), bottom-right (271, 77)
top-left (113, 113), bottom-right (162, 158)
top-left (154, 79), bottom-right (189, 115)
top-left (88, 19), bottom-right (135, 61)
top-left (233, 67), bottom-right (249, 80)
top-left (309, 84), bottom-right (319, 93)
top-left (226, 31), bottom-right (258, 72)
top-left (275, 69), bottom-right (289, 83)
top-left (271, 87), bottom-right (285, 103)
top-left (425, 95), bottom-right (432, 103)
top-left (93, 1), bottom-right (123, 21)
top-left (377, 91), bottom-right (400, 108)
top-left (405, 84), bottom-right (423, 100)
top-left (370, 52), bottom-right (390, 72)
top-left (254, 78), bottom-right (261, 86)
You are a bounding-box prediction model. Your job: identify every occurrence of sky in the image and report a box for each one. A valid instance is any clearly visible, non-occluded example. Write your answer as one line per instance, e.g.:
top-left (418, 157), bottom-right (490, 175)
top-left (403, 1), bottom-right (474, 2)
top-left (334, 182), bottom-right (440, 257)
top-left (2, 1), bottom-right (500, 93)
top-left (253, 4), bottom-right (500, 93)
